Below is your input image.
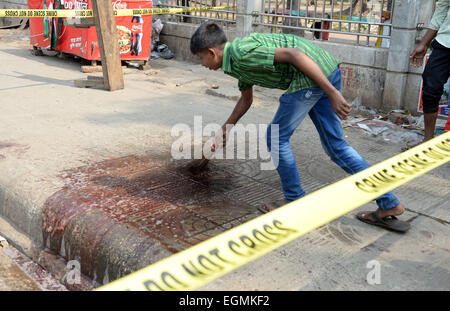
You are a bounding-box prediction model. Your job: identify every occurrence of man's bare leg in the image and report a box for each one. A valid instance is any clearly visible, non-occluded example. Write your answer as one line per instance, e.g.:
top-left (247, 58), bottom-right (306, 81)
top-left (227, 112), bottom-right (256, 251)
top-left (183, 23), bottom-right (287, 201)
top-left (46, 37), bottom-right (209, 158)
top-left (424, 112), bottom-right (439, 141)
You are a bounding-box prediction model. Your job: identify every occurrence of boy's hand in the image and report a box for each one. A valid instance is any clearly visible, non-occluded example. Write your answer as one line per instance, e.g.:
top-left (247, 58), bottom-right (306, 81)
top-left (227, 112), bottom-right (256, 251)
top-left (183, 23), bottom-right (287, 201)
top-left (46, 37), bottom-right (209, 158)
top-left (409, 29), bottom-right (437, 67)
top-left (329, 91), bottom-right (352, 120)
top-left (213, 126), bottom-right (229, 148)
top-left (410, 43), bottom-right (427, 67)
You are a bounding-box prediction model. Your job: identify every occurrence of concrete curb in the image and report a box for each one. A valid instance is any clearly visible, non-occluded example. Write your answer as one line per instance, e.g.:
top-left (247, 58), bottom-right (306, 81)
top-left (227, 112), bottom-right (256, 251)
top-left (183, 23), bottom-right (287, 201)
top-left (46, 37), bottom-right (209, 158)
top-left (0, 214), bottom-right (93, 290)
top-left (0, 186), bottom-right (174, 289)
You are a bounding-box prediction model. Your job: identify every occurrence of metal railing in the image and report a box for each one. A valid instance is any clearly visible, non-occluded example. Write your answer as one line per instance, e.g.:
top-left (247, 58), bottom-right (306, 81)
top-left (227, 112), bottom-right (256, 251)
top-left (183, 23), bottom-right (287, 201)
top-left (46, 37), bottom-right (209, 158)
top-left (156, 0), bottom-right (237, 28)
top-left (253, 0), bottom-right (395, 47)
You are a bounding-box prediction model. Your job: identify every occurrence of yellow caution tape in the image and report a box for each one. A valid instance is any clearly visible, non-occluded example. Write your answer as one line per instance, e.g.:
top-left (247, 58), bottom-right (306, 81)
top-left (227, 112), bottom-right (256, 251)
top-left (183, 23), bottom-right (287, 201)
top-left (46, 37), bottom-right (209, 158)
top-left (96, 132), bottom-right (450, 291)
top-left (0, 6), bottom-right (234, 18)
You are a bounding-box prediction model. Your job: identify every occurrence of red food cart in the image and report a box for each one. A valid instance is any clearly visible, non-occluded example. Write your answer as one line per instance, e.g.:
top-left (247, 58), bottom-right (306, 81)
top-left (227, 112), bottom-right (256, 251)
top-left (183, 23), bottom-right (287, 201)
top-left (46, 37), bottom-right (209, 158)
top-left (28, 0), bottom-right (152, 62)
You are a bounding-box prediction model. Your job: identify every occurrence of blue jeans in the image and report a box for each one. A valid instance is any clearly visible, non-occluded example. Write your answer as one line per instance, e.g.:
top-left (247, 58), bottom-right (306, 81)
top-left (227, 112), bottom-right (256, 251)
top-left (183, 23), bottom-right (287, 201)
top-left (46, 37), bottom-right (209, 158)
top-left (266, 68), bottom-right (400, 210)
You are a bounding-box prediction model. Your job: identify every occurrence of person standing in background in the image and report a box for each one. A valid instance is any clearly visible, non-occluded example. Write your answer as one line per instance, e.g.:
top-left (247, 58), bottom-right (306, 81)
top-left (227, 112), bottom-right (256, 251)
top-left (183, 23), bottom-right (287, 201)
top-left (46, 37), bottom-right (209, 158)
top-left (410, 0), bottom-right (450, 142)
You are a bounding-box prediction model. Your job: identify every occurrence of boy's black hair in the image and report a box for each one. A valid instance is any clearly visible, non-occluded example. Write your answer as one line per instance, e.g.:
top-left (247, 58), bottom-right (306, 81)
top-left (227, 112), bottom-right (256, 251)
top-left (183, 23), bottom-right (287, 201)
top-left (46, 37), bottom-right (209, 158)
top-left (190, 22), bottom-right (228, 54)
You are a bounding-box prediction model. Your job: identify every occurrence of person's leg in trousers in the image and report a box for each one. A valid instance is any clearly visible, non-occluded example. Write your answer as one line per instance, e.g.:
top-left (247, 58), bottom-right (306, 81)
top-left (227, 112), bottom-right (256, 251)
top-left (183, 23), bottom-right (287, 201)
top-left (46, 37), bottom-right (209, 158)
top-left (308, 69), bottom-right (404, 217)
top-left (265, 88), bottom-right (324, 204)
top-left (422, 40), bottom-right (450, 141)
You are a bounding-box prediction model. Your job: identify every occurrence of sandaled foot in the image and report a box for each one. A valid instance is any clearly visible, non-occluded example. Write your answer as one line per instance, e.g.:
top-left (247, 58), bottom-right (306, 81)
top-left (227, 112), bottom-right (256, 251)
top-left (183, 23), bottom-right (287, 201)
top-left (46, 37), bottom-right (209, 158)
top-left (257, 199), bottom-right (289, 214)
top-left (356, 211), bottom-right (410, 233)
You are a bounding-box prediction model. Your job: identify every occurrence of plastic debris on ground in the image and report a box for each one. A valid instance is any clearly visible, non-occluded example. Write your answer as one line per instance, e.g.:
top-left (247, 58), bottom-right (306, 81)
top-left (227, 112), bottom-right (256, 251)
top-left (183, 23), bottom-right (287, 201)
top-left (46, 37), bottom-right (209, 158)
top-left (343, 102), bottom-right (425, 146)
top-left (435, 118), bottom-right (449, 131)
top-left (150, 18), bottom-right (174, 60)
top-left (347, 105), bottom-right (450, 149)
top-left (153, 43), bottom-right (174, 59)
top-left (354, 119), bottom-right (423, 144)
top-left (151, 19), bottom-right (163, 51)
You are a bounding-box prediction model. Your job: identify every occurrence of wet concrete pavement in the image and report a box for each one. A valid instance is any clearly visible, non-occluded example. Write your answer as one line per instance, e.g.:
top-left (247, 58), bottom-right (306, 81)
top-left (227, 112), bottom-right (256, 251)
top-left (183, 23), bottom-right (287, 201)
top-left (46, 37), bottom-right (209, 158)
top-left (0, 32), bottom-right (449, 290)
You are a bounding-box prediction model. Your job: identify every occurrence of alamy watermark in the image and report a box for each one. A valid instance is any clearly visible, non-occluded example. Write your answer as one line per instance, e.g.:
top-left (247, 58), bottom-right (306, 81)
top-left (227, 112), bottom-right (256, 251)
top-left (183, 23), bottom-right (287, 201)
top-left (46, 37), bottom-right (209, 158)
top-left (366, 260), bottom-right (381, 285)
top-left (62, 260), bottom-right (81, 285)
top-left (170, 116), bottom-right (280, 171)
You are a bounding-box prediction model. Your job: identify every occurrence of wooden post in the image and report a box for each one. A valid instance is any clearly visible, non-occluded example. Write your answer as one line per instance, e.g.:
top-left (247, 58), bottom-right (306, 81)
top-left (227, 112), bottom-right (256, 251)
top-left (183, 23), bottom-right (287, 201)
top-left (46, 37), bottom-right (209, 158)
top-left (91, 0), bottom-right (124, 91)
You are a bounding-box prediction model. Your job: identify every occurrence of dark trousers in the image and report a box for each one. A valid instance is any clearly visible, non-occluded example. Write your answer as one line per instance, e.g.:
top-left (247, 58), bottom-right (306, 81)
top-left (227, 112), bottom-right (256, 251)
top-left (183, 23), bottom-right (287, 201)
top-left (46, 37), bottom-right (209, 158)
top-left (422, 40), bottom-right (450, 114)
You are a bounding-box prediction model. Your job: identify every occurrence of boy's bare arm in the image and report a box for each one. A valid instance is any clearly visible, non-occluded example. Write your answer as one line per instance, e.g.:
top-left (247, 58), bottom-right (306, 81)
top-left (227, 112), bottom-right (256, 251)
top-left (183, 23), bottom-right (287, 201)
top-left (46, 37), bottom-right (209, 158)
top-left (274, 48), bottom-right (352, 120)
top-left (223, 87), bottom-right (253, 127)
top-left (215, 87), bottom-right (253, 147)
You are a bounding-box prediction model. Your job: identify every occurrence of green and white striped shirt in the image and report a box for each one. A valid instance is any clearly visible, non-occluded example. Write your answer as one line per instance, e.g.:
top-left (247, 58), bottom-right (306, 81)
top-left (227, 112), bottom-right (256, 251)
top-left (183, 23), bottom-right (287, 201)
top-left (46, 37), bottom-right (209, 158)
top-left (222, 32), bottom-right (341, 94)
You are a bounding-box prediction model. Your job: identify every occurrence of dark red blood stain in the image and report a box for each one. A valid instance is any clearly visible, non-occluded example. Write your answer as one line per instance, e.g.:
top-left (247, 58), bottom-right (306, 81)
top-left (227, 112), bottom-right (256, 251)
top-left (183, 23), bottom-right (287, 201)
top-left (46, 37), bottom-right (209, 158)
top-left (43, 155), bottom-right (253, 256)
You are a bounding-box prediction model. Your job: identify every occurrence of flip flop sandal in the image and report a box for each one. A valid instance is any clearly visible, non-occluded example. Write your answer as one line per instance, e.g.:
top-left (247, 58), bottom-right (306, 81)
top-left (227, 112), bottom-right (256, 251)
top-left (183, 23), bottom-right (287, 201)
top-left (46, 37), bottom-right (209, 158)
top-left (356, 211), bottom-right (411, 233)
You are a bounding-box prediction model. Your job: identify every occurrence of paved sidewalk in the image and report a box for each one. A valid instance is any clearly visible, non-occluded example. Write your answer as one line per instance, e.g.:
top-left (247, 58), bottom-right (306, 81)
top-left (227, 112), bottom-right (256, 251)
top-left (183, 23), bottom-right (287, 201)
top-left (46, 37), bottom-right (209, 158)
top-left (0, 29), bottom-right (449, 290)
